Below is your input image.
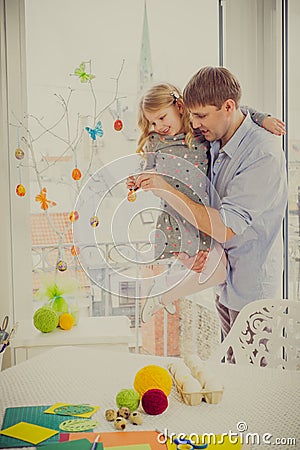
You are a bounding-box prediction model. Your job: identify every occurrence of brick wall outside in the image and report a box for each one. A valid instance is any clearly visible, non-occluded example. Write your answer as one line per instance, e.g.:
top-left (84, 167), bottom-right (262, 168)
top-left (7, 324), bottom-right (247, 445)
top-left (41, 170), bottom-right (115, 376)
top-left (141, 299), bottom-right (179, 356)
top-left (179, 299), bottom-right (221, 360)
top-left (141, 298), bottom-right (220, 360)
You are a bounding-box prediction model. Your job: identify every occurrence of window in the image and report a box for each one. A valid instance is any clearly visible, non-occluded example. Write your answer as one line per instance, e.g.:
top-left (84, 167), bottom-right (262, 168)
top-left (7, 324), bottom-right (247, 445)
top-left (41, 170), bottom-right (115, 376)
top-left (1, 0), bottom-right (219, 358)
top-left (119, 282), bottom-right (136, 306)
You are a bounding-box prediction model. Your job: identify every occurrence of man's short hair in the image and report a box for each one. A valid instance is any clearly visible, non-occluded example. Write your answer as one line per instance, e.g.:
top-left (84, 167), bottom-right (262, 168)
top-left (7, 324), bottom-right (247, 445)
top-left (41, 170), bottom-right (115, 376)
top-left (183, 66), bottom-right (242, 109)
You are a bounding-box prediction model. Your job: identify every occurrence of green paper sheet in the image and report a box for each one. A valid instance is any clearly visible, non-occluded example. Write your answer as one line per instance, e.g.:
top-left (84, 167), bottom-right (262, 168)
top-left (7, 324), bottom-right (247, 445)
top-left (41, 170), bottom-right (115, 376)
top-left (0, 406), bottom-right (92, 448)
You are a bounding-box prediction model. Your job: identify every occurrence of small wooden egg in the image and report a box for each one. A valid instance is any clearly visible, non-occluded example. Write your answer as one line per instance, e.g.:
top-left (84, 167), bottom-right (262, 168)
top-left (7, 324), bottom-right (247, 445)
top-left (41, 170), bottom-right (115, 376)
top-left (114, 417), bottom-right (127, 430)
top-left (117, 406), bottom-right (130, 419)
top-left (105, 409), bottom-right (117, 421)
top-left (129, 411), bottom-right (143, 425)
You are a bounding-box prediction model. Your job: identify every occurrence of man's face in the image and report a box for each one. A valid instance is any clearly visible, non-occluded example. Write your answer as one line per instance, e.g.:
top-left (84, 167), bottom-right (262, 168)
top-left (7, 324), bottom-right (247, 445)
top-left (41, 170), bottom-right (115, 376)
top-left (189, 103), bottom-right (229, 142)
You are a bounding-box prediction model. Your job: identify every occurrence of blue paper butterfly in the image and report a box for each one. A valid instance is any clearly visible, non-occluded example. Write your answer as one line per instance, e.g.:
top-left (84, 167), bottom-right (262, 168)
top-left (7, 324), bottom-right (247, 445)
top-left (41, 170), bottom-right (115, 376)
top-left (85, 121), bottom-right (104, 140)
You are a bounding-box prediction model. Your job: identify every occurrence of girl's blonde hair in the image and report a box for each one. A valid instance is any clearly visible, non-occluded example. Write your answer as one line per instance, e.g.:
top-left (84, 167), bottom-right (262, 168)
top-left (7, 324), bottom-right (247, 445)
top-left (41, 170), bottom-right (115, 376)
top-left (136, 83), bottom-right (194, 154)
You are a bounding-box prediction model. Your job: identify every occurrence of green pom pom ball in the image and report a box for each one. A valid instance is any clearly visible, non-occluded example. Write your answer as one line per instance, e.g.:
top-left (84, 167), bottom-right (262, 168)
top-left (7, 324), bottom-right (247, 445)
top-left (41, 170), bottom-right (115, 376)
top-left (33, 306), bottom-right (59, 333)
top-left (116, 388), bottom-right (140, 412)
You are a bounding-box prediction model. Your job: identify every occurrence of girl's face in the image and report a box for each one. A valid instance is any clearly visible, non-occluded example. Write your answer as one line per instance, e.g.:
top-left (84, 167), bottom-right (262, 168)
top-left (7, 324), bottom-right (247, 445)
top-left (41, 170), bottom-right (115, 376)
top-left (145, 103), bottom-right (184, 136)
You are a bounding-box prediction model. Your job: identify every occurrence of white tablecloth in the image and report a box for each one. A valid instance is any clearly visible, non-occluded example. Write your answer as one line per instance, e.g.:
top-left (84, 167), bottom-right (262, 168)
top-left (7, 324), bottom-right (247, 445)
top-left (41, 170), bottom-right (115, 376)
top-left (0, 346), bottom-right (299, 449)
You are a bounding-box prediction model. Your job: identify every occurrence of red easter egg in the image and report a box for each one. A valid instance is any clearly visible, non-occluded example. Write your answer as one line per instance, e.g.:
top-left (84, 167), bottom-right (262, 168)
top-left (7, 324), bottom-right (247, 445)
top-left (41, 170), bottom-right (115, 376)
top-left (71, 245), bottom-right (80, 256)
top-left (16, 184), bottom-right (26, 197)
top-left (69, 210), bottom-right (79, 222)
top-left (72, 168), bottom-right (82, 180)
top-left (114, 119), bottom-right (123, 131)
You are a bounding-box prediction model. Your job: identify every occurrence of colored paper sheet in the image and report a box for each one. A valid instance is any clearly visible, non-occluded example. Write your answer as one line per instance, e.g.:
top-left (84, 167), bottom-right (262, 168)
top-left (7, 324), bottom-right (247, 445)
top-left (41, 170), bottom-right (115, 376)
top-left (42, 438), bottom-right (103, 450)
top-left (44, 403), bottom-right (99, 419)
top-left (60, 433), bottom-right (99, 443)
top-left (166, 435), bottom-right (242, 449)
top-left (0, 405), bottom-right (79, 448)
top-left (0, 422), bottom-right (58, 445)
top-left (105, 445), bottom-right (151, 450)
top-left (61, 431), bottom-right (166, 449)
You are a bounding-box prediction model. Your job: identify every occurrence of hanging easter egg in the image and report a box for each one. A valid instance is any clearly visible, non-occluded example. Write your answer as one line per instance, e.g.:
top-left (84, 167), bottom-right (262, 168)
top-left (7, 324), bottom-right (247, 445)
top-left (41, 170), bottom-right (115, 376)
top-left (114, 119), bottom-right (123, 131)
top-left (15, 147), bottom-right (25, 160)
top-left (72, 168), bottom-right (82, 181)
top-left (56, 260), bottom-right (67, 272)
top-left (90, 216), bottom-right (99, 227)
top-left (69, 210), bottom-right (79, 222)
top-left (71, 245), bottom-right (80, 256)
top-left (127, 190), bottom-right (136, 202)
top-left (16, 184), bottom-right (26, 197)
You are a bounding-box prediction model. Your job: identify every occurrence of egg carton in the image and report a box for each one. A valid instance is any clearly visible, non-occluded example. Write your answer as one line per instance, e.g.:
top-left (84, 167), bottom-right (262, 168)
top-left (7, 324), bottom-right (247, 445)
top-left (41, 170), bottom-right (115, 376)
top-left (169, 370), bottom-right (224, 406)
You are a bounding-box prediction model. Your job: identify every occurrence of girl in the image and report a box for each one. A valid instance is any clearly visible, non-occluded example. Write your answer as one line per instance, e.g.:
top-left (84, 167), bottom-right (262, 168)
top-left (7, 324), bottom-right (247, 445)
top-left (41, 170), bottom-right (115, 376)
top-left (127, 83), bottom-right (285, 323)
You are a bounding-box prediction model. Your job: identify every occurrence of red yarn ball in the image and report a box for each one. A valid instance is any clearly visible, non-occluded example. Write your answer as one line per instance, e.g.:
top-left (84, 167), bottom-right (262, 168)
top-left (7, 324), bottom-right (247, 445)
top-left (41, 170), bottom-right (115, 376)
top-left (141, 389), bottom-right (168, 415)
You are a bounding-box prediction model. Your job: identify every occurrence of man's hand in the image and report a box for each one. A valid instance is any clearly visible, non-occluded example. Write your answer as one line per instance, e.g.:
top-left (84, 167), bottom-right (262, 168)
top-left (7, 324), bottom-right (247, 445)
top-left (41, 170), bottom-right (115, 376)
top-left (176, 250), bottom-right (209, 273)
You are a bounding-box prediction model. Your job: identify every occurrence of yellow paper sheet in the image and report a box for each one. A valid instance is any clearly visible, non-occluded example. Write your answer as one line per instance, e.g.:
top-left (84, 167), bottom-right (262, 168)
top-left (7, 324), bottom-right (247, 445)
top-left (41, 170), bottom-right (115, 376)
top-left (167, 435), bottom-right (242, 449)
top-left (0, 421), bottom-right (58, 445)
top-left (44, 403), bottom-right (99, 418)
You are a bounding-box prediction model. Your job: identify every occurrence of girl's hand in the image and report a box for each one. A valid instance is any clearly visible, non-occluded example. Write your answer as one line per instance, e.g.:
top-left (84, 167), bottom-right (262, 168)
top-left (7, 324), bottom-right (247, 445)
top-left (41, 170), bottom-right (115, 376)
top-left (126, 175), bottom-right (136, 190)
top-left (262, 116), bottom-right (286, 136)
top-left (176, 250), bottom-right (209, 273)
top-left (135, 172), bottom-right (169, 196)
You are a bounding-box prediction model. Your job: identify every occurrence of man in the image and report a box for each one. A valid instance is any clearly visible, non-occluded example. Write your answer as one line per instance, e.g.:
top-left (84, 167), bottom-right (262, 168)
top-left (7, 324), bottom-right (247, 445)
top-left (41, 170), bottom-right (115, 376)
top-left (136, 66), bottom-right (287, 339)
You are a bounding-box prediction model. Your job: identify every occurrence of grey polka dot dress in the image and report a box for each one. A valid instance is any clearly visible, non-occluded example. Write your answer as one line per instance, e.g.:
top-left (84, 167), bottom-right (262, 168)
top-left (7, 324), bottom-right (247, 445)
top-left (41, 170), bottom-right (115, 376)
top-left (141, 132), bottom-right (211, 260)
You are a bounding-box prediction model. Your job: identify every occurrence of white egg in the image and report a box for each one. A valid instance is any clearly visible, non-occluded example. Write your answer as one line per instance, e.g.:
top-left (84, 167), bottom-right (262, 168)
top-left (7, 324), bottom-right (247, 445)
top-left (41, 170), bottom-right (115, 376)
top-left (175, 372), bottom-right (191, 387)
top-left (170, 359), bottom-right (186, 373)
top-left (204, 376), bottom-right (223, 391)
top-left (184, 353), bottom-right (198, 366)
top-left (182, 375), bottom-right (202, 393)
top-left (174, 364), bottom-right (190, 378)
top-left (194, 368), bottom-right (214, 386)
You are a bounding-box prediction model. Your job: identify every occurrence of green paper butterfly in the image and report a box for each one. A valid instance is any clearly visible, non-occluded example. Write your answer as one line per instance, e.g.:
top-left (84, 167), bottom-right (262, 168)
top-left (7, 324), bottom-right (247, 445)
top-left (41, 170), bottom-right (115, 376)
top-left (74, 62), bottom-right (96, 83)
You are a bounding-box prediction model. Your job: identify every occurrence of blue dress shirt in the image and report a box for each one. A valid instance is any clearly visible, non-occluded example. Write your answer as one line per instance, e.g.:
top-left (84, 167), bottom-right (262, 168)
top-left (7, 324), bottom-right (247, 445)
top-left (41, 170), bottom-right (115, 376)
top-left (209, 113), bottom-right (288, 311)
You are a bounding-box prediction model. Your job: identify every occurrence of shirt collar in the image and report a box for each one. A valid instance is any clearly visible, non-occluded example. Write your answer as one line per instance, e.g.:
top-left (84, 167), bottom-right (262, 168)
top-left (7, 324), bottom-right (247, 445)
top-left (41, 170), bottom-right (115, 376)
top-left (212, 112), bottom-right (253, 158)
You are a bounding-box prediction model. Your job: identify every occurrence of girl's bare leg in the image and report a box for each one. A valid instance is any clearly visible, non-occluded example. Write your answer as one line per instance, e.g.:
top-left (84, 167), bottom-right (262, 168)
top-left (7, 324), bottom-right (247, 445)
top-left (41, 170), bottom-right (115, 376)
top-left (160, 243), bottom-right (226, 306)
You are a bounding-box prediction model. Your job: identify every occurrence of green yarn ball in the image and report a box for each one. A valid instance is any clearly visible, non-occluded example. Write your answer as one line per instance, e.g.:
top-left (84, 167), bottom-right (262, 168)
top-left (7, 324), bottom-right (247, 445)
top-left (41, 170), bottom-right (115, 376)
top-left (33, 306), bottom-right (59, 333)
top-left (116, 388), bottom-right (140, 412)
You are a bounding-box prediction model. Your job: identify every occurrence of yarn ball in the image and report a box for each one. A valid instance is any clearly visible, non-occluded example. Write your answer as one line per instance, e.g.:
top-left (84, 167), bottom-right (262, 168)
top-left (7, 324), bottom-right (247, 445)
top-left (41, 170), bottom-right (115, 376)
top-left (33, 306), bottom-right (59, 333)
top-left (116, 389), bottom-right (140, 412)
top-left (141, 388), bottom-right (168, 415)
top-left (59, 313), bottom-right (75, 330)
top-left (134, 365), bottom-right (172, 396)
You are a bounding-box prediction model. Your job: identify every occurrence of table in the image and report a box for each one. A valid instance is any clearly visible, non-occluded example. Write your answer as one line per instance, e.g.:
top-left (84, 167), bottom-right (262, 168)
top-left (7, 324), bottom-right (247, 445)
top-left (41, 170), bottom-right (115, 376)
top-left (0, 346), bottom-right (299, 450)
top-left (11, 316), bottom-right (134, 364)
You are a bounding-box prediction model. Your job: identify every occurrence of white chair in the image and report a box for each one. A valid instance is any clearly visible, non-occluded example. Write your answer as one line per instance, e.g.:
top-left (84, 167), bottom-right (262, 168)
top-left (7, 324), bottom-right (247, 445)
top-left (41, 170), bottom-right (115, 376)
top-left (210, 299), bottom-right (300, 370)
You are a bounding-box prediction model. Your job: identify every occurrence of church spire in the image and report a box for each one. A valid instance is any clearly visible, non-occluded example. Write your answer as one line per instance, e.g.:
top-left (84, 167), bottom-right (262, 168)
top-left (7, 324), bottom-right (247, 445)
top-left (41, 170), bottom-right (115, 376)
top-left (139, 1), bottom-right (153, 93)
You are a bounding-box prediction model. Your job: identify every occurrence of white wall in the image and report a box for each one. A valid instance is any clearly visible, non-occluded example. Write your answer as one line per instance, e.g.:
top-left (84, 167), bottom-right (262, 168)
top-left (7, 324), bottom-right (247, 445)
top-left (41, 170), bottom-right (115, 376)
top-left (223, 0), bottom-right (282, 116)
